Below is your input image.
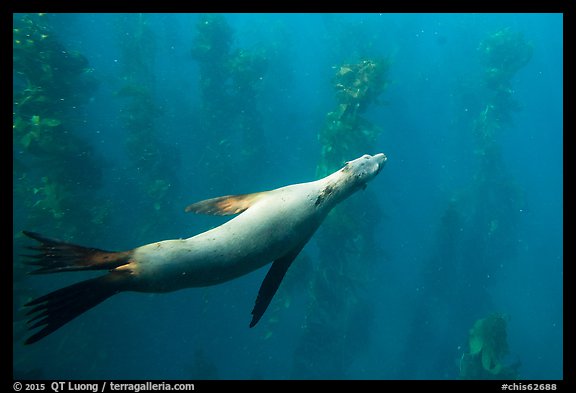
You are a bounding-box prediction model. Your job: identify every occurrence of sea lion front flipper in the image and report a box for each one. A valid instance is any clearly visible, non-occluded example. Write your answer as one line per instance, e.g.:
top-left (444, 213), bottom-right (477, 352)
top-left (249, 243), bottom-right (305, 328)
top-left (185, 192), bottom-right (268, 216)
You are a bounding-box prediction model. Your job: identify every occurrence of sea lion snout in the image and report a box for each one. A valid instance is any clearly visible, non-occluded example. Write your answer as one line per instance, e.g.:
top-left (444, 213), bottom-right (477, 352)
top-left (374, 152), bottom-right (387, 164)
top-left (373, 153), bottom-right (387, 174)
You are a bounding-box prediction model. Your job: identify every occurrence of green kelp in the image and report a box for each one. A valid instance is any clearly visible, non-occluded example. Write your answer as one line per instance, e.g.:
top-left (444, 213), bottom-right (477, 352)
top-left (190, 14), bottom-right (233, 64)
top-left (13, 14), bottom-right (108, 352)
top-left (293, 58), bottom-right (389, 378)
top-left (228, 47), bottom-right (269, 158)
top-left (191, 14), bottom-right (268, 193)
top-left (13, 13), bottom-right (105, 238)
top-left (318, 59), bottom-right (389, 177)
top-left (476, 28), bottom-right (533, 141)
top-left (460, 314), bottom-right (520, 379)
top-left (468, 28), bottom-right (529, 262)
top-left (115, 14), bottom-right (179, 226)
top-left (479, 28), bottom-right (533, 92)
top-left (399, 28), bottom-right (530, 379)
top-left (14, 15), bottom-right (97, 154)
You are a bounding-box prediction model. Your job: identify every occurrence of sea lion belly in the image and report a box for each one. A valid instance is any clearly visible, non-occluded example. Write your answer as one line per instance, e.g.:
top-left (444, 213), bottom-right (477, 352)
top-left (132, 182), bottom-right (324, 291)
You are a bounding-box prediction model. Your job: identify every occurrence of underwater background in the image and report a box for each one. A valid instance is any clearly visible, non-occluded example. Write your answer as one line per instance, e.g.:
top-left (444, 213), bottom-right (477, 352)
top-left (13, 13), bottom-right (562, 380)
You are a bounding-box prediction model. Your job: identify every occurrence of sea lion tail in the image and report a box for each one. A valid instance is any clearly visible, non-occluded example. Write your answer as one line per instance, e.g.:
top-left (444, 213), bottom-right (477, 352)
top-left (22, 231), bottom-right (133, 274)
top-left (20, 231), bottom-right (134, 344)
top-left (24, 272), bottom-right (129, 344)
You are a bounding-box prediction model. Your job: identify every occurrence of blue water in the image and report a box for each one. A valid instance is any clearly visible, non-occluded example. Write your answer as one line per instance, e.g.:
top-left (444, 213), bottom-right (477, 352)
top-left (13, 13), bottom-right (563, 380)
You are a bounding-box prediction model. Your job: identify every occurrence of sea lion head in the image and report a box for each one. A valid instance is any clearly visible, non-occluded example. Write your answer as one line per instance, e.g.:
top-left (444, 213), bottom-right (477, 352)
top-left (316, 153), bottom-right (386, 207)
top-left (342, 153), bottom-right (387, 186)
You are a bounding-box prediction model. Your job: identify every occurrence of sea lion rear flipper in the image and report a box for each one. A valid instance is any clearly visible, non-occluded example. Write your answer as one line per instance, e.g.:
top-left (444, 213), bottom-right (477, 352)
top-left (249, 243), bottom-right (305, 328)
top-left (185, 191), bottom-right (268, 216)
top-left (22, 231), bottom-right (133, 274)
top-left (24, 271), bottom-right (130, 344)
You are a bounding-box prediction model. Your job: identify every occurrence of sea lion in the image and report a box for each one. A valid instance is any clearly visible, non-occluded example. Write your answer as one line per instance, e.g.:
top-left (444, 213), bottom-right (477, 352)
top-left (21, 153), bottom-right (387, 344)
